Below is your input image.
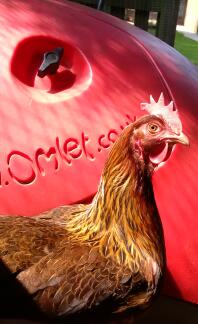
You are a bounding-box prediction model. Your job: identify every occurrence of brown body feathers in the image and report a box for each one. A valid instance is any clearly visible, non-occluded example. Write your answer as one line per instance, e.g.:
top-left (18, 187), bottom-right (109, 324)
top-left (0, 107), bottom-right (188, 317)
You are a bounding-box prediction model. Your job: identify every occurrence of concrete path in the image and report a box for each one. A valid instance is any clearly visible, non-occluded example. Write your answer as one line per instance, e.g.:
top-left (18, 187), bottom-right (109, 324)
top-left (177, 25), bottom-right (198, 42)
top-left (183, 32), bottom-right (198, 42)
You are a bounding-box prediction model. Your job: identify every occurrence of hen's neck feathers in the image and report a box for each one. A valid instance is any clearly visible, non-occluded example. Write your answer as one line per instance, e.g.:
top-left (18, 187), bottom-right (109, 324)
top-left (66, 124), bottom-right (164, 268)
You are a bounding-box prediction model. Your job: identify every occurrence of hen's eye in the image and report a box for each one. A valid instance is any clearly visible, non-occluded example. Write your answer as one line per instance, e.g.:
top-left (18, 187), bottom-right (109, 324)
top-left (148, 123), bottom-right (160, 134)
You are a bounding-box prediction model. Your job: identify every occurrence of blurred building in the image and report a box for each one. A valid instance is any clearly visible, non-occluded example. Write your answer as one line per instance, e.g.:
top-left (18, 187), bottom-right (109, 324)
top-left (126, 0), bottom-right (197, 34)
top-left (179, 0), bottom-right (198, 33)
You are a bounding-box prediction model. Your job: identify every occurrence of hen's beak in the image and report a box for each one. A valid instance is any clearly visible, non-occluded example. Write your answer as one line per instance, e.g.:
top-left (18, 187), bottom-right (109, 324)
top-left (164, 132), bottom-right (189, 146)
top-left (176, 132), bottom-right (189, 145)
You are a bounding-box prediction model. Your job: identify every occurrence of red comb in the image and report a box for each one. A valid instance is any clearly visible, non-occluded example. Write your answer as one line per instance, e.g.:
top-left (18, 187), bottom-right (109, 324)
top-left (140, 93), bottom-right (182, 133)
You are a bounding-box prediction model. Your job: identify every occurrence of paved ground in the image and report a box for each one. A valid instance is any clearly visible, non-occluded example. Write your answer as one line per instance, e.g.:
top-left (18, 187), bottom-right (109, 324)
top-left (177, 25), bottom-right (198, 42)
top-left (183, 32), bottom-right (198, 42)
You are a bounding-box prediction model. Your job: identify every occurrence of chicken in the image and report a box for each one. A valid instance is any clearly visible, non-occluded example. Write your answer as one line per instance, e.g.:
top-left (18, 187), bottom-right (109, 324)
top-left (0, 94), bottom-right (189, 318)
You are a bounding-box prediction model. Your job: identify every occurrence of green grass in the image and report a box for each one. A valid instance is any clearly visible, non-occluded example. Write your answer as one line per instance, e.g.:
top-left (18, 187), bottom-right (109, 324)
top-left (148, 28), bottom-right (198, 65)
top-left (174, 32), bottom-right (198, 65)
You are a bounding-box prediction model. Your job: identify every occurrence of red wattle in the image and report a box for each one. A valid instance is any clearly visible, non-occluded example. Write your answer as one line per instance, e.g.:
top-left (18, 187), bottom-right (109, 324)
top-left (149, 142), bottom-right (169, 165)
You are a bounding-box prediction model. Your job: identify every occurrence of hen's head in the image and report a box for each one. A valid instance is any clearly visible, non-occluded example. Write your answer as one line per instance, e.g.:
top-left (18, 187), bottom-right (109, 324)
top-left (130, 93), bottom-right (189, 169)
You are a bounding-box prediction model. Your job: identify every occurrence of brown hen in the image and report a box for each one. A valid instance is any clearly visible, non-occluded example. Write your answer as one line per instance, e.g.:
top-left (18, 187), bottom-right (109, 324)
top-left (0, 95), bottom-right (189, 318)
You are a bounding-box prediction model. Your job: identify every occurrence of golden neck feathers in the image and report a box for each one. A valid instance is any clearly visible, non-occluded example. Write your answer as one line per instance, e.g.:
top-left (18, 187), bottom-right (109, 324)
top-left (66, 124), bottom-right (165, 269)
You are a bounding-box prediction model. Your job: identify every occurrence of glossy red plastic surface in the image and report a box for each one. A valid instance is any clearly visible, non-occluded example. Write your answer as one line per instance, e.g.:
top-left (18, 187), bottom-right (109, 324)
top-left (0, 0), bottom-right (198, 305)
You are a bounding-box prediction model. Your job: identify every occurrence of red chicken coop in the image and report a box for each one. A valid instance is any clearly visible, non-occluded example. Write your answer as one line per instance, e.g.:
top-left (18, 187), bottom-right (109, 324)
top-left (0, 0), bottom-right (198, 315)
